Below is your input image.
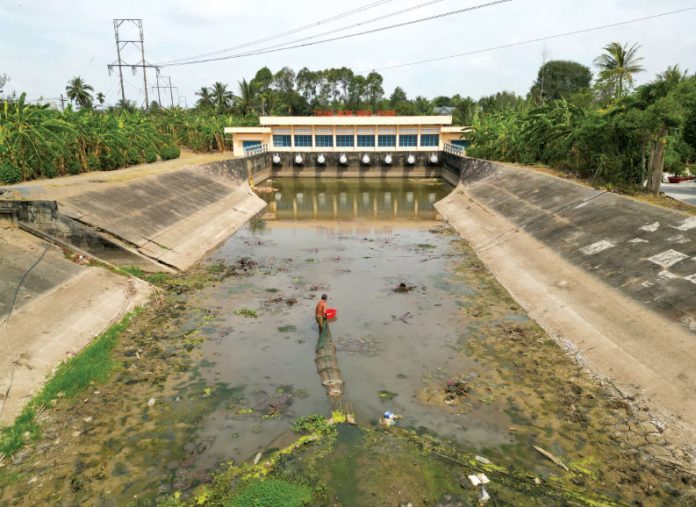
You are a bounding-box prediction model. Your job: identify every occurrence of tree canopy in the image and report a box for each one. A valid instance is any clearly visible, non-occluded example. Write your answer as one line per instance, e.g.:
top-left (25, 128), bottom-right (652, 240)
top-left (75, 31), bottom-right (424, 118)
top-left (529, 60), bottom-right (592, 102)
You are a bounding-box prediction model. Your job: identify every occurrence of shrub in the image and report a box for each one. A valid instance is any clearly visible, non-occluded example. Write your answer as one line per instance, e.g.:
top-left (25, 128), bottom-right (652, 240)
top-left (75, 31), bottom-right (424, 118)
top-left (227, 479), bottom-right (312, 507)
top-left (159, 144), bottom-right (181, 161)
top-left (0, 162), bottom-right (22, 184)
top-left (144, 148), bottom-right (158, 164)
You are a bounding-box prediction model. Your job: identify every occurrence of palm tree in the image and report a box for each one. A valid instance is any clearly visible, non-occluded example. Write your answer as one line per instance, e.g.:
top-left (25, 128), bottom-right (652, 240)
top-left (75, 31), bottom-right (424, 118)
top-left (96, 92), bottom-right (105, 105)
top-left (65, 76), bottom-right (94, 109)
top-left (210, 82), bottom-right (233, 112)
top-left (195, 86), bottom-right (213, 109)
top-left (594, 42), bottom-right (644, 101)
top-left (236, 78), bottom-right (259, 115)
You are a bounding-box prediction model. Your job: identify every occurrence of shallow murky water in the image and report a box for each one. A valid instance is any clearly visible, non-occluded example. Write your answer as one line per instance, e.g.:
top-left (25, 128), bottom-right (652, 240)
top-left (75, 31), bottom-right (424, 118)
top-left (187, 178), bottom-right (518, 467)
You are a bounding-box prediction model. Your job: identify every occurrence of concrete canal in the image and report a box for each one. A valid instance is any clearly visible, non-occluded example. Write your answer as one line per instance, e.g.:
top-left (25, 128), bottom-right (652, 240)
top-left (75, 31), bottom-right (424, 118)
top-left (1, 177), bottom-right (695, 506)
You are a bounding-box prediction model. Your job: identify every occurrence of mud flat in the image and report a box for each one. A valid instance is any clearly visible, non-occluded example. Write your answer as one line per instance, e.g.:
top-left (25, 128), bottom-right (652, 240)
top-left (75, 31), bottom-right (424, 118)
top-left (437, 155), bottom-right (696, 459)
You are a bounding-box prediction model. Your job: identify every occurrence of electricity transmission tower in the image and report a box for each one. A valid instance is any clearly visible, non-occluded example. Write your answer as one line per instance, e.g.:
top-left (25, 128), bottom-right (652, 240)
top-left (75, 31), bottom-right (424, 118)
top-left (108, 19), bottom-right (158, 109)
top-left (152, 73), bottom-right (178, 108)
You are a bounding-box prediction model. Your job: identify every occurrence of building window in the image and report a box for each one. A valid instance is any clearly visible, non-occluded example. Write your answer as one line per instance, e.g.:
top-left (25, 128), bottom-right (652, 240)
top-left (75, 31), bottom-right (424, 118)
top-left (399, 134), bottom-right (417, 147)
top-left (315, 135), bottom-right (333, 147)
top-left (336, 135), bottom-right (354, 147)
top-left (243, 140), bottom-right (262, 149)
top-left (378, 135), bottom-right (396, 147)
top-left (420, 134), bottom-right (440, 147)
top-left (273, 135), bottom-right (291, 147)
top-left (294, 135), bottom-right (312, 147)
top-left (357, 135), bottom-right (375, 147)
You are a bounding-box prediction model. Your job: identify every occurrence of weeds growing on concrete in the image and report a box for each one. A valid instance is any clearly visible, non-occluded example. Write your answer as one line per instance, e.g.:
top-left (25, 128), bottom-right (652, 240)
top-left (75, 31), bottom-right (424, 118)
top-left (0, 309), bottom-right (141, 457)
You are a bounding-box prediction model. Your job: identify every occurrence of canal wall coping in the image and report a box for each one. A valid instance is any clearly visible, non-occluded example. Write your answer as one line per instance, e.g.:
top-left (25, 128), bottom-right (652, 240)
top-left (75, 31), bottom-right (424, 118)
top-left (436, 155), bottom-right (696, 447)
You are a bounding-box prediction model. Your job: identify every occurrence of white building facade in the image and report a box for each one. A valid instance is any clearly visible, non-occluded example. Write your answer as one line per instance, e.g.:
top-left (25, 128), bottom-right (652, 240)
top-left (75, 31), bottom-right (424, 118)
top-left (224, 116), bottom-right (466, 157)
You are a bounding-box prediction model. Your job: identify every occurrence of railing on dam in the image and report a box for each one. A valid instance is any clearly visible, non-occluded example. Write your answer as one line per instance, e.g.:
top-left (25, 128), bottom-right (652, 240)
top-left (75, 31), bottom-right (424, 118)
top-left (243, 143), bottom-right (268, 156)
top-left (444, 143), bottom-right (465, 157)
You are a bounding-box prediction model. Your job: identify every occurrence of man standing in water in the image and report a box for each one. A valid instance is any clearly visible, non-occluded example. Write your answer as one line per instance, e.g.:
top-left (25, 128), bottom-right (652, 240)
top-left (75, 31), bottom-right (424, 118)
top-left (316, 294), bottom-right (328, 332)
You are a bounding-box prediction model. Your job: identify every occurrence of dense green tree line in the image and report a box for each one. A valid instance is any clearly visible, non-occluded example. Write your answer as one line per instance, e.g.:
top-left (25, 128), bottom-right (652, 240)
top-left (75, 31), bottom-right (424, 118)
top-left (468, 43), bottom-right (696, 193)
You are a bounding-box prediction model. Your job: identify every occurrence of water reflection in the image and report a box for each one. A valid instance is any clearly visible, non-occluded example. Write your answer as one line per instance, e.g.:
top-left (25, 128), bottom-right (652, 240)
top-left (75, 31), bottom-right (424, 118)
top-left (257, 178), bottom-right (451, 221)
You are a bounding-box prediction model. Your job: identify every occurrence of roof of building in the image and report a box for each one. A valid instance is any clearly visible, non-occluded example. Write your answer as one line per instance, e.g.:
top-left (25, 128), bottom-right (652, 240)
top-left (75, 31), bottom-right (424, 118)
top-left (258, 115), bottom-right (453, 126)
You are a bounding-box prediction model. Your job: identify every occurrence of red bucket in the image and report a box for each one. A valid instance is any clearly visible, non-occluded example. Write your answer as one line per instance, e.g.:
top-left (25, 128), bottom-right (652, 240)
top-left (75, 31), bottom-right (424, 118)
top-left (325, 308), bottom-right (337, 320)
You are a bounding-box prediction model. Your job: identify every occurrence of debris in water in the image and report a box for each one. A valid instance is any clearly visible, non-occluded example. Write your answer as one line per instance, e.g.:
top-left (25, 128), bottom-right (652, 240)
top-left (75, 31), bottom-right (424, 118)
top-left (444, 379), bottom-right (470, 404)
top-left (479, 485), bottom-right (491, 504)
top-left (253, 452), bottom-right (262, 465)
top-left (533, 445), bottom-right (569, 472)
top-left (394, 282), bottom-right (416, 293)
top-left (391, 312), bottom-right (413, 324)
top-left (147, 398), bottom-right (156, 407)
top-left (378, 390), bottom-right (398, 402)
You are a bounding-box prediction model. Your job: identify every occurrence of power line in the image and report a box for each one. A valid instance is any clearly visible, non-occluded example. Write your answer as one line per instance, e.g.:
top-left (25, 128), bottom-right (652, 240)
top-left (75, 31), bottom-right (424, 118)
top-left (170, 0), bottom-right (447, 66)
top-left (157, 0), bottom-right (512, 67)
top-left (161, 0), bottom-right (394, 65)
top-left (365, 5), bottom-right (696, 73)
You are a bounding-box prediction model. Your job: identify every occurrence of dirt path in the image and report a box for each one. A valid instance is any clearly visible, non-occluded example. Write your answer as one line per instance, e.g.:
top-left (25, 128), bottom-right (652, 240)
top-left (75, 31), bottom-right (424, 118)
top-left (0, 150), bottom-right (233, 201)
top-left (436, 185), bottom-right (696, 467)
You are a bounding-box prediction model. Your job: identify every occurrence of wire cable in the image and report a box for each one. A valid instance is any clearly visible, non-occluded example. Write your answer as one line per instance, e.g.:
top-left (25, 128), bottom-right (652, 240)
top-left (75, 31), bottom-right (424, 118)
top-left (161, 0), bottom-right (394, 65)
top-left (161, 0), bottom-right (445, 66)
top-left (157, 0), bottom-right (512, 67)
top-left (366, 5), bottom-right (696, 73)
top-left (0, 241), bottom-right (51, 421)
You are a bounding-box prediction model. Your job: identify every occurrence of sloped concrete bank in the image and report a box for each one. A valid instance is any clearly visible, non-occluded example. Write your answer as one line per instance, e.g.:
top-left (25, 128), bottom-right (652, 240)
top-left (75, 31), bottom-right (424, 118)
top-left (0, 154), bottom-right (268, 425)
top-left (0, 226), bottom-right (151, 424)
top-left (436, 155), bottom-right (696, 450)
top-left (2, 154), bottom-right (269, 271)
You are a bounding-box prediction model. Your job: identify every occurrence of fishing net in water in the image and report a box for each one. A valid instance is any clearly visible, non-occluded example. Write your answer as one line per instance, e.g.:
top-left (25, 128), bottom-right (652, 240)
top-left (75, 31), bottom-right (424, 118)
top-left (314, 322), bottom-right (355, 423)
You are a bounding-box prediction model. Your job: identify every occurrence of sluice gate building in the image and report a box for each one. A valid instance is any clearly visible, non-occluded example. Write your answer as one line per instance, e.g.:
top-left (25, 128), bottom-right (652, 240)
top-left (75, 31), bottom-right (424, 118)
top-left (225, 115), bottom-right (467, 157)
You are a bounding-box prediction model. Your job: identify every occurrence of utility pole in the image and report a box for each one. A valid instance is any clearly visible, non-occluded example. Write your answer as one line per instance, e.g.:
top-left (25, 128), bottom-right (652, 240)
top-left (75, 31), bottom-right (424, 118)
top-left (108, 19), bottom-right (158, 109)
top-left (59, 94), bottom-right (67, 112)
top-left (540, 45), bottom-right (550, 103)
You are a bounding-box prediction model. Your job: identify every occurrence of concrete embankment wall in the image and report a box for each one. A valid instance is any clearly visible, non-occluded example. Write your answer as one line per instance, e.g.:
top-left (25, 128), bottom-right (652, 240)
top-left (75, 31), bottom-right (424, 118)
top-left (58, 155), bottom-right (269, 271)
top-left (3, 154), bottom-right (270, 271)
top-left (441, 155), bottom-right (696, 327)
top-left (0, 226), bottom-right (151, 424)
top-left (436, 154), bottom-right (696, 444)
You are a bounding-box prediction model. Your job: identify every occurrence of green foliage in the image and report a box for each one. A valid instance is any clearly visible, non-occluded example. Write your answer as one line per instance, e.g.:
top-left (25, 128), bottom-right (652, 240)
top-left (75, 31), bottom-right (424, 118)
top-left (0, 309), bottom-right (141, 457)
top-left (469, 65), bottom-right (696, 190)
top-left (159, 144), bottom-right (181, 160)
top-left (227, 479), bottom-right (312, 507)
top-left (234, 308), bottom-right (258, 318)
top-left (529, 60), bottom-right (593, 102)
top-left (0, 162), bottom-right (22, 184)
top-left (291, 414), bottom-right (334, 435)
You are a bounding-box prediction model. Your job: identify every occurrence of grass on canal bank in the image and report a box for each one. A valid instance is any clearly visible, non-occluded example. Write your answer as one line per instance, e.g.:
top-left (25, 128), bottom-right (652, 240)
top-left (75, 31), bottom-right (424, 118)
top-left (0, 308), bottom-right (142, 458)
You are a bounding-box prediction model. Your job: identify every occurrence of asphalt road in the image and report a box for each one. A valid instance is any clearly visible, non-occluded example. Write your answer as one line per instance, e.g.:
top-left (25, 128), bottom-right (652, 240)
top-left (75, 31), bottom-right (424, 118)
top-left (663, 180), bottom-right (696, 207)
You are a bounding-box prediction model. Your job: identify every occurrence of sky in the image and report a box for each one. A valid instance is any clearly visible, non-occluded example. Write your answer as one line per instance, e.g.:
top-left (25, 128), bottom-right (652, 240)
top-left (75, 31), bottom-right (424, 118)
top-left (1, 0), bottom-right (696, 109)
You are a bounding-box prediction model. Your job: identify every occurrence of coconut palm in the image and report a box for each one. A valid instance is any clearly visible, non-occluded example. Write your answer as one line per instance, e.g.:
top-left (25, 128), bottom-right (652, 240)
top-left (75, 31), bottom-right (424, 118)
top-left (195, 86), bottom-right (213, 109)
top-left (235, 78), bottom-right (259, 116)
top-left (594, 42), bottom-right (644, 100)
top-left (96, 92), bottom-right (105, 106)
top-left (210, 82), bottom-right (233, 112)
top-left (65, 76), bottom-right (94, 109)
